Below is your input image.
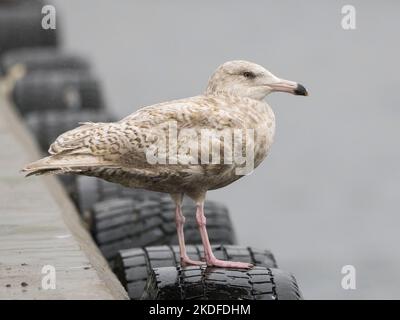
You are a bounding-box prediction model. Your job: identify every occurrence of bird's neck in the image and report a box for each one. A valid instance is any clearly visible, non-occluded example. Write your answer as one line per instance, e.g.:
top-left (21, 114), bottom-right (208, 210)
top-left (204, 90), bottom-right (264, 104)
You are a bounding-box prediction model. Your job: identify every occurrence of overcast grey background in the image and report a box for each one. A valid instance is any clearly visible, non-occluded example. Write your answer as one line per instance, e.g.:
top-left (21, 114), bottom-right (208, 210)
top-left (52, 0), bottom-right (400, 299)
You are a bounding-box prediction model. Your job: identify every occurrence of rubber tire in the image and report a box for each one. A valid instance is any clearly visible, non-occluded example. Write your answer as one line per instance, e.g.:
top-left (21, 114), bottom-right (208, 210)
top-left (72, 176), bottom-right (162, 216)
top-left (90, 197), bottom-right (237, 261)
top-left (0, 48), bottom-right (91, 76)
top-left (0, 1), bottom-right (57, 57)
top-left (114, 245), bottom-right (277, 299)
top-left (25, 109), bottom-right (114, 152)
top-left (13, 71), bottom-right (104, 114)
top-left (58, 175), bottom-right (78, 198)
top-left (142, 266), bottom-right (302, 300)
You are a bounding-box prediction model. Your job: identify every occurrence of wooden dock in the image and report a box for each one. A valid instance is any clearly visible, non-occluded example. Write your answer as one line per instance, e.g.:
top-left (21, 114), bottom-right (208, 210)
top-left (0, 83), bottom-right (128, 299)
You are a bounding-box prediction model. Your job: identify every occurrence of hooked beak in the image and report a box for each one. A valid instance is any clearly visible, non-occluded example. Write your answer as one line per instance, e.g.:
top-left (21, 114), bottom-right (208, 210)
top-left (268, 79), bottom-right (308, 96)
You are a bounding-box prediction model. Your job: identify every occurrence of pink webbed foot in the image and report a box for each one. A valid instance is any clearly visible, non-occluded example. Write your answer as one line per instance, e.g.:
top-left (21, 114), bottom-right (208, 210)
top-left (206, 257), bottom-right (253, 269)
top-left (180, 255), bottom-right (206, 267)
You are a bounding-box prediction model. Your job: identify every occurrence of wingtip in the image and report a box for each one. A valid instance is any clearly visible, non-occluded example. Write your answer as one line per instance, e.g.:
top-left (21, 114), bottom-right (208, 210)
top-left (24, 171), bottom-right (38, 178)
top-left (20, 166), bottom-right (34, 177)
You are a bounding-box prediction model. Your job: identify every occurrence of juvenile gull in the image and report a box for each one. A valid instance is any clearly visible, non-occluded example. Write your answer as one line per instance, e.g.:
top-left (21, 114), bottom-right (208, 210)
top-left (23, 60), bottom-right (308, 269)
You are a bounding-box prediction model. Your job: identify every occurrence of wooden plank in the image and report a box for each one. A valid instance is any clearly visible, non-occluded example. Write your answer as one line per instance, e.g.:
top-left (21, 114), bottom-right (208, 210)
top-left (0, 82), bottom-right (128, 300)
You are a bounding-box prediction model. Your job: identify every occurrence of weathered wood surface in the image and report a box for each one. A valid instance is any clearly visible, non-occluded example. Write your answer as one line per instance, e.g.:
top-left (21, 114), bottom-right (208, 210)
top-left (0, 83), bottom-right (128, 299)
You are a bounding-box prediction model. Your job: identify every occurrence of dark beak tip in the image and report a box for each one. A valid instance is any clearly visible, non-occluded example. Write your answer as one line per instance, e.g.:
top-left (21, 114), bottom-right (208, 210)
top-left (294, 83), bottom-right (308, 96)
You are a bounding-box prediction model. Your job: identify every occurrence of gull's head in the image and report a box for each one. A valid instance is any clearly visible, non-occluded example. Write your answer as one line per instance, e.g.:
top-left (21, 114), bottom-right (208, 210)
top-left (206, 60), bottom-right (308, 100)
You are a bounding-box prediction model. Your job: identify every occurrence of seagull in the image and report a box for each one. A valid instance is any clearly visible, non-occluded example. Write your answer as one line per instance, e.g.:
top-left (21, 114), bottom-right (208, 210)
top-left (23, 60), bottom-right (308, 269)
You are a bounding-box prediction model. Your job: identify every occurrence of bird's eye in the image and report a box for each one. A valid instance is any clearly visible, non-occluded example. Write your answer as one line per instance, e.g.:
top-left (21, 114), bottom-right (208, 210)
top-left (242, 71), bottom-right (256, 79)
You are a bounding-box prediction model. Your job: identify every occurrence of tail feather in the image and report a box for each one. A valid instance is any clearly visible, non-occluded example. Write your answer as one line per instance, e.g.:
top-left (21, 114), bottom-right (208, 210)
top-left (22, 154), bottom-right (117, 177)
top-left (24, 168), bottom-right (78, 177)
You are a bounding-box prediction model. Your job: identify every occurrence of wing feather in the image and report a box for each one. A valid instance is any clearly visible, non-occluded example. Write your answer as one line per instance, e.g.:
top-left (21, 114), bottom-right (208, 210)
top-left (47, 95), bottom-right (249, 176)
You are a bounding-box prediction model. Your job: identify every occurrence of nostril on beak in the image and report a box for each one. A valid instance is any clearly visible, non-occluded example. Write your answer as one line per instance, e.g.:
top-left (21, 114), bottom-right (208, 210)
top-left (294, 84), bottom-right (308, 96)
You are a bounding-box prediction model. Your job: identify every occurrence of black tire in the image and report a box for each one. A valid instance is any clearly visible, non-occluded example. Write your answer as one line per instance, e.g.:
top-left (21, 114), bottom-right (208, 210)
top-left (13, 71), bottom-right (104, 114)
top-left (73, 176), bottom-right (162, 215)
top-left (114, 245), bottom-right (277, 300)
top-left (0, 1), bottom-right (57, 57)
top-left (25, 109), bottom-right (113, 152)
top-left (91, 197), bottom-right (237, 261)
top-left (0, 48), bottom-right (90, 76)
top-left (142, 266), bottom-right (302, 300)
top-left (58, 175), bottom-right (77, 198)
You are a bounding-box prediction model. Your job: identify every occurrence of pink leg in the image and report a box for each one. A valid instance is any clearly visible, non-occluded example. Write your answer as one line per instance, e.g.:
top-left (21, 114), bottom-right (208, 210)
top-left (172, 194), bottom-right (205, 267)
top-left (195, 201), bottom-right (253, 269)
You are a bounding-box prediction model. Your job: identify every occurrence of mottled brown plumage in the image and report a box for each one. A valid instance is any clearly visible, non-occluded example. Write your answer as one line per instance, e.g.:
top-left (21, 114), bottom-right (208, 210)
top-left (23, 60), bottom-right (307, 269)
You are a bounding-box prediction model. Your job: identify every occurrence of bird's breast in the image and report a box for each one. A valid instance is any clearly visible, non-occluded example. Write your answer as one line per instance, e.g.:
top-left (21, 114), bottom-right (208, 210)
top-left (244, 101), bottom-right (276, 170)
